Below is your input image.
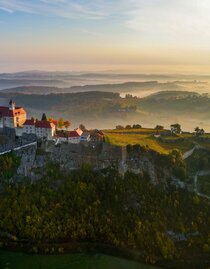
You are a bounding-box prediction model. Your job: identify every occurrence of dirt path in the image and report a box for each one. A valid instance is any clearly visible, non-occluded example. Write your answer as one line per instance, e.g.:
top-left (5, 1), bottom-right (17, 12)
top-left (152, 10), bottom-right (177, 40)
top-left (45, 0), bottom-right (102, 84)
top-left (183, 144), bottom-right (204, 160)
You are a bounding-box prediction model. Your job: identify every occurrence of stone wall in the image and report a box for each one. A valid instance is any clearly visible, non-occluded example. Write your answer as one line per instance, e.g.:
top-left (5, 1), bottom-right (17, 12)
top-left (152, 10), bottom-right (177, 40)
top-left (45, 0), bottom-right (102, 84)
top-left (35, 141), bottom-right (126, 171)
top-left (11, 140), bottom-right (170, 184)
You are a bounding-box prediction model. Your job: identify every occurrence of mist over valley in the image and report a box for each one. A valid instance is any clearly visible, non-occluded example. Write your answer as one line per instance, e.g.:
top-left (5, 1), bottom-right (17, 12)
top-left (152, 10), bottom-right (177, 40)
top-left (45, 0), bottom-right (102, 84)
top-left (1, 71), bottom-right (210, 131)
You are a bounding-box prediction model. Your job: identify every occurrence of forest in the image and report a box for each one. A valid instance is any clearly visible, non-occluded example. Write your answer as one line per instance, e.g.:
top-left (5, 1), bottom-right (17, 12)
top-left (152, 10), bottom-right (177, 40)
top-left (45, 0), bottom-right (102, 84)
top-left (0, 157), bottom-right (209, 266)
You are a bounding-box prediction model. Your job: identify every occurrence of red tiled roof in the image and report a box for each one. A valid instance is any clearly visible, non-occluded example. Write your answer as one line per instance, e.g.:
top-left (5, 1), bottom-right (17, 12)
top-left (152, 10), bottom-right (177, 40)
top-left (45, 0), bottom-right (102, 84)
top-left (55, 132), bottom-right (67, 138)
top-left (0, 106), bottom-right (26, 117)
top-left (23, 119), bottom-right (35, 126)
top-left (56, 131), bottom-right (80, 138)
top-left (35, 120), bottom-right (55, 129)
top-left (68, 131), bottom-right (80, 138)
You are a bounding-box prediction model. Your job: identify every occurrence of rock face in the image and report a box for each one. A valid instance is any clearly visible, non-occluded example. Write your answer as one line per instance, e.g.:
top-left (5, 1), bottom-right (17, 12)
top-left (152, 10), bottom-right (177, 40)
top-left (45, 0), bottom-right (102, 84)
top-left (0, 127), bottom-right (16, 152)
top-left (13, 141), bottom-right (171, 184)
top-left (35, 141), bottom-right (125, 171)
top-left (16, 144), bottom-right (37, 176)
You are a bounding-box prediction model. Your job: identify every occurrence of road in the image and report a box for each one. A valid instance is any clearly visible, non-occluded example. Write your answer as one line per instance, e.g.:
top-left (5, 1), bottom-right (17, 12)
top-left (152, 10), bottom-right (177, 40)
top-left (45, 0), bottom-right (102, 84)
top-left (194, 171), bottom-right (210, 200)
top-left (183, 144), bottom-right (204, 160)
top-left (183, 144), bottom-right (210, 199)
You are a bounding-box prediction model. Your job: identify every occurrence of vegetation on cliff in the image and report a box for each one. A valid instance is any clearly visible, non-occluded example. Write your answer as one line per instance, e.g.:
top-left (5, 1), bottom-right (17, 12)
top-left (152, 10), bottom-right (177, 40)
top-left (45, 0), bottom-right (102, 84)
top-left (0, 153), bottom-right (20, 181)
top-left (0, 163), bottom-right (209, 265)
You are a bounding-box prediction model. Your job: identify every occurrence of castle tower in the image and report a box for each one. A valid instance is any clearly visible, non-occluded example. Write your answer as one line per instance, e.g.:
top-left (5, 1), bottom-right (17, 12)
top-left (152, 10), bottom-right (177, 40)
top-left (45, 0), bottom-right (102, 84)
top-left (9, 99), bottom-right (15, 110)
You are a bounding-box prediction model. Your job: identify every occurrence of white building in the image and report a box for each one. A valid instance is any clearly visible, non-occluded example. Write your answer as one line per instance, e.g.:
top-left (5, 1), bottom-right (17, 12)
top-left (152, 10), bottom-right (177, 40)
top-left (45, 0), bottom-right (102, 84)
top-left (23, 119), bottom-right (56, 140)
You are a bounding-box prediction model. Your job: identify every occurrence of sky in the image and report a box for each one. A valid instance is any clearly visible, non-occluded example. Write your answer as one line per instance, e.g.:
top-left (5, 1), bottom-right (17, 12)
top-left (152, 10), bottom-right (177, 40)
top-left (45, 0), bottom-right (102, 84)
top-left (0, 0), bottom-right (210, 73)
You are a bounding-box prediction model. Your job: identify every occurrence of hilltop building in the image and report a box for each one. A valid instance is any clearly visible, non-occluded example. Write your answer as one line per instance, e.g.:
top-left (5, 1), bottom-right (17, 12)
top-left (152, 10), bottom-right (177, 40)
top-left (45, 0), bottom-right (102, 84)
top-left (0, 100), bottom-right (26, 129)
top-left (0, 99), bottom-right (92, 143)
top-left (23, 119), bottom-right (56, 140)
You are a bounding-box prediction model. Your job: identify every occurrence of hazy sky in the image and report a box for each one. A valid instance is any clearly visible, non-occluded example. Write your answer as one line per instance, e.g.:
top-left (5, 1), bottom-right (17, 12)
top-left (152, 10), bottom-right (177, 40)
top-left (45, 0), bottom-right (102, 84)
top-left (0, 0), bottom-right (210, 73)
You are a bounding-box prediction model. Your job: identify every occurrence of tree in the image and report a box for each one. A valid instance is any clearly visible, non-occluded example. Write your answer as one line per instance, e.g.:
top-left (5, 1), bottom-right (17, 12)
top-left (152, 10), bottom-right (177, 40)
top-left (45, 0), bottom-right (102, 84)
top-left (125, 125), bottom-right (132, 129)
top-left (49, 118), bottom-right (58, 127)
top-left (116, 125), bottom-right (124, 130)
top-left (79, 124), bottom-right (86, 132)
top-left (58, 118), bottom-right (64, 129)
top-left (0, 153), bottom-right (20, 181)
top-left (203, 243), bottom-right (210, 253)
top-left (48, 117), bottom-right (53, 122)
top-left (155, 125), bottom-right (164, 131)
top-left (155, 125), bottom-right (164, 135)
top-left (195, 127), bottom-right (205, 136)
top-left (133, 124), bottom-right (142, 129)
top-left (125, 94), bottom-right (133, 99)
top-left (195, 126), bottom-right (200, 134)
top-left (173, 166), bottom-right (186, 180)
top-left (64, 120), bottom-right (71, 130)
top-left (41, 113), bottom-right (47, 121)
top-left (170, 124), bottom-right (181, 134)
top-left (200, 129), bottom-right (205, 135)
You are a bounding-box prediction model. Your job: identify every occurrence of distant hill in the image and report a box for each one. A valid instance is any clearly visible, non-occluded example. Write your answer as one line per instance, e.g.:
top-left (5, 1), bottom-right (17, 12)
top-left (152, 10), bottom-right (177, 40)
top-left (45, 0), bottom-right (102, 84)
top-left (1, 70), bottom-right (210, 81)
top-left (1, 90), bottom-right (210, 130)
top-left (1, 71), bottom-right (210, 95)
top-left (0, 79), bottom-right (66, 91)
top-left (1, 81), bottom-right (184, 95)
top-left (140, 91), bottom-right (210, 115)
top-left (69, 81), bottom-right (183, 93)
top-left (143, 90), bottom-right (200, 101)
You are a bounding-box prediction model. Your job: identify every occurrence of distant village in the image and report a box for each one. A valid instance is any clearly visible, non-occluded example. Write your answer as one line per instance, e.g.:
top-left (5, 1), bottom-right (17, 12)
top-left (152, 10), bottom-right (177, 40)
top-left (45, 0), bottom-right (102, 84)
top-left (0, 100), bottom-right (105, 144)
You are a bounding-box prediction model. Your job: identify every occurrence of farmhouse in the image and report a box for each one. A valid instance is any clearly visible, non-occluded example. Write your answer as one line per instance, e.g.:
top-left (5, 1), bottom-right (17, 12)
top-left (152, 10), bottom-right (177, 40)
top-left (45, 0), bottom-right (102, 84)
top-left (68, 131), bottom-right (81, 144)
top-left (0, 100), bottom-right (26, 129)
top-left (56, 128), bottom-right (83, 144)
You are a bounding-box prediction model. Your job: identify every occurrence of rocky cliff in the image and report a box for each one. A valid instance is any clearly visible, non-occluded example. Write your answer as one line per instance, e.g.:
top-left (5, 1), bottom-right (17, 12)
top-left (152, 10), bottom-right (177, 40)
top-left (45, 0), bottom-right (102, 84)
top-left (12, 140), bottom-right (173, 184)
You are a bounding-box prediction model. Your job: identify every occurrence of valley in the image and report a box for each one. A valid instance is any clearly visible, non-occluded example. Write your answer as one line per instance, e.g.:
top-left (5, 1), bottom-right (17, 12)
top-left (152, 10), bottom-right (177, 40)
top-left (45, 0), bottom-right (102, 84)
top-left (0, 72), bottom-right (210, 268)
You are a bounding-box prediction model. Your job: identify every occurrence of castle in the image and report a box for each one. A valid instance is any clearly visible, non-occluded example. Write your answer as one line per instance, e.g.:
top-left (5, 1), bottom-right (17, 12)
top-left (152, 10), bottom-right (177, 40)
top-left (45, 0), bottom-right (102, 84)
top-left (0, 100), bottom-right (26, 128)
top-left (0, 100), bottom-right (56, 140)
top-left (0, 100), bottom-right (98, 142)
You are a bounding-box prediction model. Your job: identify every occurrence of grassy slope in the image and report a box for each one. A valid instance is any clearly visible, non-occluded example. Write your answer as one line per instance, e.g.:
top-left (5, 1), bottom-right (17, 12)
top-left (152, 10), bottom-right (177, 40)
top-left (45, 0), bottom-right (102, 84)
top-left (104, 128), bottom-right (198, 154)
top-left (0, 251), bottom-right (161, 269)
top-left (105, 133), bottom-right (169, 154)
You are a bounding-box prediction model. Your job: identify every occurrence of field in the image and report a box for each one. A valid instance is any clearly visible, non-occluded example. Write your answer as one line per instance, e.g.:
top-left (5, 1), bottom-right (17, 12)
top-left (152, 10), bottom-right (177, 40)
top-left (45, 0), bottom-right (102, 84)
top-left (0, 251), bottom-right (162, 269)
top-left (197, 175), bottom-right (210, 196)
top-left (104, 128), bottom-right (196, 154)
